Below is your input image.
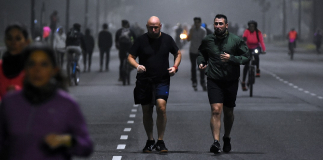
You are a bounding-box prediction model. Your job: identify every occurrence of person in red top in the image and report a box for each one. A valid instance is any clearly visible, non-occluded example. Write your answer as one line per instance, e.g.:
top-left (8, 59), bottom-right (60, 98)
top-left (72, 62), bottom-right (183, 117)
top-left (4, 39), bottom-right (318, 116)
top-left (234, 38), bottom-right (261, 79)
top-left (241, 20), bottom-right (266, 91)
top-left (0, 24), bottom-right (30, 101)
top-left (288, 28), bottom-right (298, 52)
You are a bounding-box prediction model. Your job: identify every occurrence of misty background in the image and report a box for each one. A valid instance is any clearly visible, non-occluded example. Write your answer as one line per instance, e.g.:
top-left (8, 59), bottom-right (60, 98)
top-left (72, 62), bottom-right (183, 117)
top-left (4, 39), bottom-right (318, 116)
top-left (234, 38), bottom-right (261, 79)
top-left (0, 0), bottom-right (322, 43)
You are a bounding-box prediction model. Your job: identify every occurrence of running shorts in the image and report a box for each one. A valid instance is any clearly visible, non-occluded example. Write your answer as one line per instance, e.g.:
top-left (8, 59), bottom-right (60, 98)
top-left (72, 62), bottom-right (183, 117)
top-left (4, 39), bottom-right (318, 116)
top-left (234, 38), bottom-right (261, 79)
top-left (207, 78), bottom-right (239, 107)
top-left (134, 79), bottom-right (170, 105)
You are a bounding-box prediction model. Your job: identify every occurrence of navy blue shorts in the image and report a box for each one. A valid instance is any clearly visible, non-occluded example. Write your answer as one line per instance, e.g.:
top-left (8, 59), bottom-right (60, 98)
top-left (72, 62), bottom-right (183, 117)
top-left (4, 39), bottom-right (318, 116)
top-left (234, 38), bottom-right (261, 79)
top-left (134, 79), bottom-right (170, 105)
top-left (207, 78), bottom-right (239, 107)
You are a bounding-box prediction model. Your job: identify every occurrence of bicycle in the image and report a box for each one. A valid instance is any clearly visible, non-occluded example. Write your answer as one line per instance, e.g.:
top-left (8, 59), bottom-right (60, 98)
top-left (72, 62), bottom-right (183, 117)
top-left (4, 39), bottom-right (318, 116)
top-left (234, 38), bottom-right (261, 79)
top-left (247, 48), bottom-right (263, 97)
top-left (67, 51), bottom-right (80, 86)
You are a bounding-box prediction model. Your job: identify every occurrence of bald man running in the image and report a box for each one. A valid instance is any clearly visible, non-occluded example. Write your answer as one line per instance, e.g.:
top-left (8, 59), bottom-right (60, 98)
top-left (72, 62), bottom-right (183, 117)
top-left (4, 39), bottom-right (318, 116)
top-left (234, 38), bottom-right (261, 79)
top-left (128, 16), bottom-right (182, 153)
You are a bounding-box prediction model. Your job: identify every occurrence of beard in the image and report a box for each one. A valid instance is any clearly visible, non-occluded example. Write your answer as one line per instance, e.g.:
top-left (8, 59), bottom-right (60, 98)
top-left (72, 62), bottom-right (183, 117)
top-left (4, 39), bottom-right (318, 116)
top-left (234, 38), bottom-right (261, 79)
top-left (148, 31), bottom-right (160, 38)
top-left (214, 28), bottom-right (227, 36)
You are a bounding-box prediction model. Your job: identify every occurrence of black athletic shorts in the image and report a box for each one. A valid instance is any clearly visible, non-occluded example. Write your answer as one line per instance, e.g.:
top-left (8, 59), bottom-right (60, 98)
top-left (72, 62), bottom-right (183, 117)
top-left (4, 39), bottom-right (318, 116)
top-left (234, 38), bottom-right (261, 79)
top-left (207, 78), bottom-right (239, 107)
top-left (134, 79), bottom-right (170, 105)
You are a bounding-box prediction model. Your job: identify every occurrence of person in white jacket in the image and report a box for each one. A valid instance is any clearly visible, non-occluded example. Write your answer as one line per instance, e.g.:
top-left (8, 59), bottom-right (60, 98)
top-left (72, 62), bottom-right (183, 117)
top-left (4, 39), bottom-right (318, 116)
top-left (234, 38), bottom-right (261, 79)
top-left (53, 27), bottom-right (66, 67)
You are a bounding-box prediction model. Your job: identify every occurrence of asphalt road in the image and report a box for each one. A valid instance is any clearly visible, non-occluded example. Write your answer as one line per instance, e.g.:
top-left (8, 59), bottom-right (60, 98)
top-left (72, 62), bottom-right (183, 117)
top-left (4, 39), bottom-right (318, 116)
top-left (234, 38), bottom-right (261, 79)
top-left (71, 44), bottom-right (323, 160)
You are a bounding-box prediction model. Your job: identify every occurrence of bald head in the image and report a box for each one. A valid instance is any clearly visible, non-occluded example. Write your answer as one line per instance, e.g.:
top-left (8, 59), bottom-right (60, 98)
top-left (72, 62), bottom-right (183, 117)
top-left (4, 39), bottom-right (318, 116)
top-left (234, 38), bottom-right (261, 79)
top-left (146, 16), bottom-right (162, 38)
top-left (147, 16), bottom-right (161, 25)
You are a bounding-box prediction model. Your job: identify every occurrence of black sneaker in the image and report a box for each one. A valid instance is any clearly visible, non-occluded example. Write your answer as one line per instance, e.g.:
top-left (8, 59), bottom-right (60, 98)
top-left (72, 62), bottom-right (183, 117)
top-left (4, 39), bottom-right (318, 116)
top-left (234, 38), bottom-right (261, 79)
top-left (142, 140), bottom-right (155, 153)
top-left (193, 82), bottom-right (197, 91)
top-left (210, 140), bottom-right (221, 154)
top-left (154, 140), bottom-right (168, 153)
top-left (222, 137), bottom-right (231, 153)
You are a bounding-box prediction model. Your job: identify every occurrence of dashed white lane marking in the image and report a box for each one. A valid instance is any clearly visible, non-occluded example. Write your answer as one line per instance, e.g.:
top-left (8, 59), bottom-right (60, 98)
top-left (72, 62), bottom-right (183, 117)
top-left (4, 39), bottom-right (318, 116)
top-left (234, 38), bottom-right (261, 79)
top-left (117, 144), bottom-right (126, 149)
top-left (131, 109), bottom-right (137, 112)
top-left (124, 128), bottom-right (131, 132)
top-left (265, 70), bottom-right (322, 100)
top-left (129, 114), bottom-right (136, 118)
top-left (112, 156), bottom-right (122, 160)
top-left (120, 135), bottom-right (128, 140)
top-left (127, 120), bottom-right (134, 124)
top-left (133, 104), bottom-right (139, 107)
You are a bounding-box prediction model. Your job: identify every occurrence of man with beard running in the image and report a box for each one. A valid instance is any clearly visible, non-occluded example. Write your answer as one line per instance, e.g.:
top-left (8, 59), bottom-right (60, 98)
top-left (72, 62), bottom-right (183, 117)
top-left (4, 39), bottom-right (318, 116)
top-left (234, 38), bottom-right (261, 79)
top-left (197, 14), bottom-right (250, 153)
top-left (128, 16), bottom-right (181, 153)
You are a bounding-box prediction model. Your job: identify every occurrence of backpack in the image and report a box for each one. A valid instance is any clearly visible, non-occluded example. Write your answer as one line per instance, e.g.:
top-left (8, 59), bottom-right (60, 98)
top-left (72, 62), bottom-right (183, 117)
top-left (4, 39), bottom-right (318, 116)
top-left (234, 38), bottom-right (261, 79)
top-left (66, 28), bottom-right (80, 45)
top-left (118, 28), bottom-right (133, 47)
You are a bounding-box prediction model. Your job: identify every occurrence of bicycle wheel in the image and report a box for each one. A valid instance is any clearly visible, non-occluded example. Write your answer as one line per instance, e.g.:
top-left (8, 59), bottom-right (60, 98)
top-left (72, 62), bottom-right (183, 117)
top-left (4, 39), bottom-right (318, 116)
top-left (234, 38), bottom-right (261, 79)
top-left (68, 62), bottom-right (74, 86)
top-left (74, 65), bottom-right (80, 85)
top-left (290, 48), bottom-right (294, 60)
top-left (249, 67), bottom-right (255, 97)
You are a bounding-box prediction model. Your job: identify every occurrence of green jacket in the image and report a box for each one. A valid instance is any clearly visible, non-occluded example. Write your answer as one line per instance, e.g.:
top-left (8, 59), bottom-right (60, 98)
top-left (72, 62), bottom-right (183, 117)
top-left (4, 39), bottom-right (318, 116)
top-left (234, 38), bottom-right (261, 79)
top-left (197, 32), bottom-right (250, 81)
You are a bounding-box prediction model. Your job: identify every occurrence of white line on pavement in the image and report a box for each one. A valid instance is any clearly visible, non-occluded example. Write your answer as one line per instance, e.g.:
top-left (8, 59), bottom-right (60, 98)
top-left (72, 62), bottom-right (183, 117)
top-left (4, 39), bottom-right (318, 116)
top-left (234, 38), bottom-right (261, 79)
top-left (127, 120), bottom-right (134, 124)
top-left (262, 69), bottom-right (322, 100)
top-left (131, 109), bottom-right (137, 112)
top-left (129, 114), bottom-right (136, 118)
top-left (112, 156), bottom-right (122, 160)
top-left (120, 135), bottom-right (128, 140)
top-left (124, 128), bottom-right (131, 132)
top-left (133, 104), bottom-right (139, 107)
top-left (117, 144), bottom-right (126, 149)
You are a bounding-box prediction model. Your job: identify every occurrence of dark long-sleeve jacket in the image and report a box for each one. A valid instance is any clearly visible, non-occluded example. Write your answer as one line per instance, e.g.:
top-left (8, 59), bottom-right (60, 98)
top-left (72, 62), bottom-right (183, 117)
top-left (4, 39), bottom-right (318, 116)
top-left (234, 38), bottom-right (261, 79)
top-left (98, 30), bottom-right (112, 49)
top-left (197, 32), bottom-right (250, 81)
top-left (84, 34), bottom-right (95, 53)
top-left (0, 90), bottom-right (93, 160)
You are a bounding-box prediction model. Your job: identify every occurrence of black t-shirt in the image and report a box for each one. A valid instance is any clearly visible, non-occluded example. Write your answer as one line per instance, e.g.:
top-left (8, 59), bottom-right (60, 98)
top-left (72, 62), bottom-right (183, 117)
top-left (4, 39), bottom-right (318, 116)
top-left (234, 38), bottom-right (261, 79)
top-left (129, 32), bottom-right (179, 82)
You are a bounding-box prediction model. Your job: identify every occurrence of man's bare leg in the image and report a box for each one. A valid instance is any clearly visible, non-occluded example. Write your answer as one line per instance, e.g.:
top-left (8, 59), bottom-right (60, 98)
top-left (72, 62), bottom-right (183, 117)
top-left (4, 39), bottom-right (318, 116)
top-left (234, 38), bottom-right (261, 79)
top-left (223, 106), bottom-right (234, 138)
top-left (210, 103), bottom-right (223, 141)
top-left (156, 99), bottom-right (167, 140)
top-left (142, 104), bottom-right (154, 140)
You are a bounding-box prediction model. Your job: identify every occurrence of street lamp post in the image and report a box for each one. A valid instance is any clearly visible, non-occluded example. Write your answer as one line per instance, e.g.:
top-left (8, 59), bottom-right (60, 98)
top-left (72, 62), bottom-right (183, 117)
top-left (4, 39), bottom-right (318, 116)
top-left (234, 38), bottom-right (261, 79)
top-left (66, 0), bottom-right (70, 32)
top-left (31, 0), bottom-right (35, 39)
top-left (84, 0), bottom-right (89, 31)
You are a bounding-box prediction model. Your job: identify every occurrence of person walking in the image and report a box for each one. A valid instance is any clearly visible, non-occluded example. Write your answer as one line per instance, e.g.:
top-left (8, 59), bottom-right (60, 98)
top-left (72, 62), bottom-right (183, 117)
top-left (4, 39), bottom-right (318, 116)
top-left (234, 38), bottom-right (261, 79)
top-left (0, 24), bottom-right (30, 101)
top-left (115, 20), bottom-right (136, 81)
top-left (53, 27), bottom-right (66, 68)
top-left (128, 16), bottom-right (182, 153)
top-left (187, 17), bottom-right (206, 91)
top-left (197, 14), bottom-right (250, 154)
top-left (98, 23), bottom-right (113, 72)
top-left (83, 29), bottom-right (95, 72)
top-left (0, 44), bottom-right (93, 160)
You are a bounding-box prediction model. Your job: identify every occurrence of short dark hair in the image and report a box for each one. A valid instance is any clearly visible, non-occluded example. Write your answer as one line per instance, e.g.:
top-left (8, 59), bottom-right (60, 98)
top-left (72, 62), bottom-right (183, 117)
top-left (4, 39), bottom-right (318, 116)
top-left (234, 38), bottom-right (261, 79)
top-left (194, 17), bottom-right (201, 23)
top-left (5, 23), bottom-right (29, 40)
top-left (73, 23), bottom-right (81, 31)
top-left (214, 14), bottom-right (228, 24)
top-left (122, 20), bottom-right (129, 27)
top-left (103, 23), bottom-right (108, 29)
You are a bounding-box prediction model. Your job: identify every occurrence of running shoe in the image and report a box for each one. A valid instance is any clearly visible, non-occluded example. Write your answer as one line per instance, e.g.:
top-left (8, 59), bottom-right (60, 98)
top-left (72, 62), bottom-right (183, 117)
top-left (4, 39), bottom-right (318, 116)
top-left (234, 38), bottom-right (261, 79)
top-left (142, 140), bottom-right (155, 153)
top-left (210, 140), bottom-right (221, 153)
top-left (241, 82), bottom-right (248, 91)
top-left (193, 82), bottom-right (197, 91)
top-left (222, 136), bottom-right (231, 153)
top-left (256, 69), bottom-right (260, 77)
top-left (154, 140), bottom-right (168, 153)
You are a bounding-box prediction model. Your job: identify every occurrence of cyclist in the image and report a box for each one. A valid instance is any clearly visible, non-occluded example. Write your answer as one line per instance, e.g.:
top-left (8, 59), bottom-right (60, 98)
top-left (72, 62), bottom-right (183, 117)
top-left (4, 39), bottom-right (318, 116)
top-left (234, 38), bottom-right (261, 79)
top-left (65, 23), bottom-right (86, 84)
top-left (241, 20), bottom-right (266, 91)
top-left (288, 28), bottom-right (297, 54)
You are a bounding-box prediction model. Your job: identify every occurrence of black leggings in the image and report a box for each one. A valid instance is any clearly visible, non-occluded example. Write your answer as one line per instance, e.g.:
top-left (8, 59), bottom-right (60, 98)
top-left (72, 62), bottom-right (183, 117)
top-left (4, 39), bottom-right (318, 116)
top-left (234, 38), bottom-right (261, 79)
top-left (99, 48), bottom-right (110, 69)
top-left (242, 50), bottom-right (259, 82)
top-left (83, 51), bottom-right (93, 69)
top-left (190, 53), bottom-right (205, 85)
